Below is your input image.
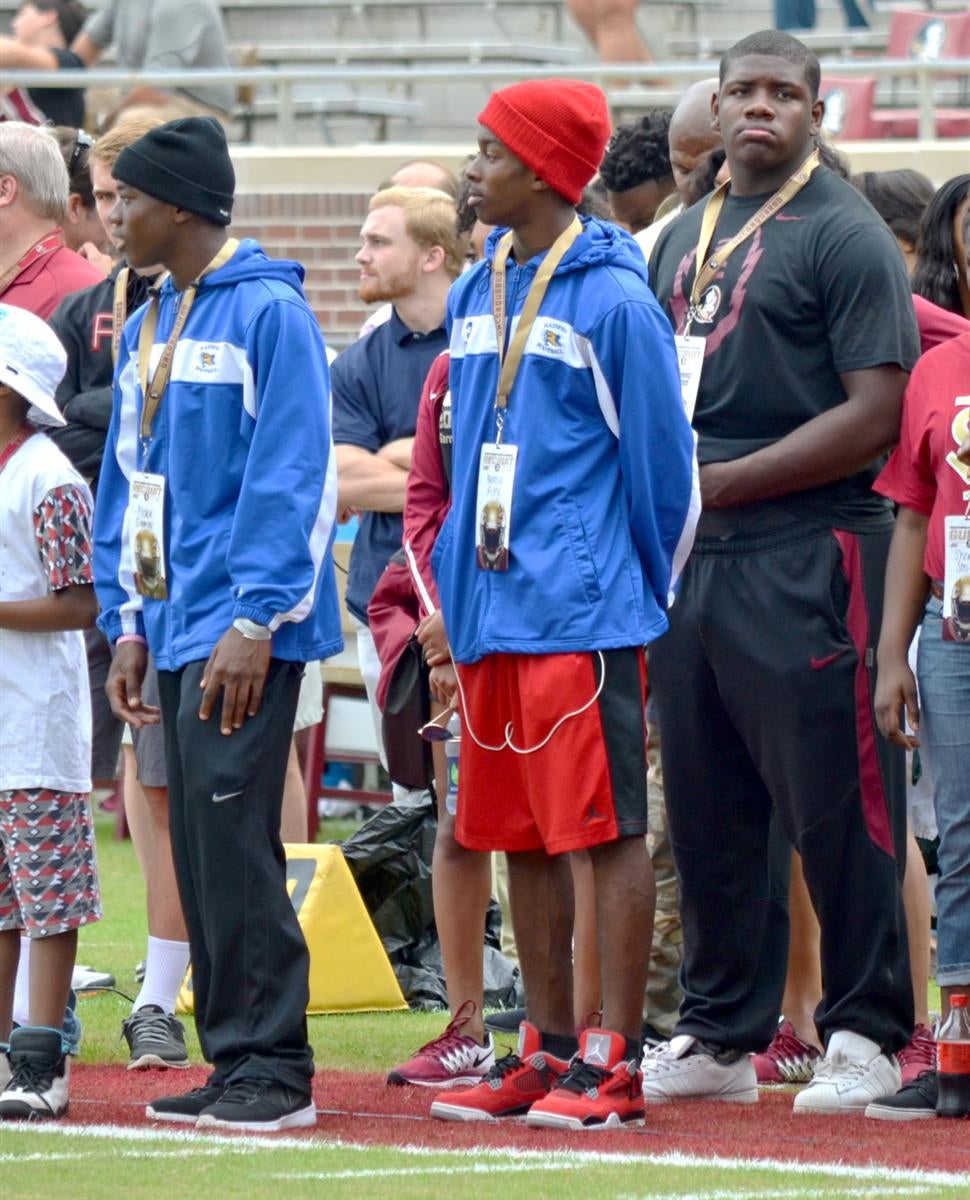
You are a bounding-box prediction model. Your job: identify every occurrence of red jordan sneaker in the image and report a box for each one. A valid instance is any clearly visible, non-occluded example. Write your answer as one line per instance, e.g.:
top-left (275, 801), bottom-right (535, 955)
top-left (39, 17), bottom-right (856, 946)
top-left (429, 1020), bottom-right (567, 1122)
top-left (526, 1027), bottom-right (645, 1130)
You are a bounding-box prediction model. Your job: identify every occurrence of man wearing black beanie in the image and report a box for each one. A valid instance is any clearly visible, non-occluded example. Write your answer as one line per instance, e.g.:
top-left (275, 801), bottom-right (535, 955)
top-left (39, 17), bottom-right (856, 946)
top-left (93, 117), bottom-right (343, 1131)
top-left (110, 116), bottom-right (234, 227)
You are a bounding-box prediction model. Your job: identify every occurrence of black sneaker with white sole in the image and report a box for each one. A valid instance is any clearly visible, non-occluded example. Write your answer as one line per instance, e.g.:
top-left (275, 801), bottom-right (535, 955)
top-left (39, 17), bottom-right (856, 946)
top-left (195, 1078), bottom-right (316, 1131)
top-left (0, 1027), bottom-right (69, 1121)
top-left (146, 1079), bottom-right (225, 1123)
top-left (484, 1007), bottom-right (526, 1034)
top-left (123, 1005), bottom-right (190, 1070)
top-left (865, 1069), bottom-right (938, 1121)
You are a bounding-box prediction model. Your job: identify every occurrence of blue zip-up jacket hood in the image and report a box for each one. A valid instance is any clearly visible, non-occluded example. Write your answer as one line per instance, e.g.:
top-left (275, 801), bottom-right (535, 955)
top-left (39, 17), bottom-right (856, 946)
top-left (433, 216), bottom-right (699, 663)
top-left (94, 238), bottom-right (342, 670)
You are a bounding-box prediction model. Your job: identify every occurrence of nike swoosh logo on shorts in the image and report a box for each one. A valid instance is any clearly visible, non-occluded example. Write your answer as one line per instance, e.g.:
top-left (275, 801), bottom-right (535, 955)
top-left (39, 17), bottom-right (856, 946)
top-left (212, 790), bottom-right (244, 803)
top-left (809, 649), bottom-right (850, 670)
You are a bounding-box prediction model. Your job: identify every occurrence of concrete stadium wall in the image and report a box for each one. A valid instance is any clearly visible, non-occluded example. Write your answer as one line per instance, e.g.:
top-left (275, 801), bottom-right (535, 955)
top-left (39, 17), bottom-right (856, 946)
top-left (229, 141), bottom-right (970, 349)
top-left (230, 146), bottom-right (469, 348)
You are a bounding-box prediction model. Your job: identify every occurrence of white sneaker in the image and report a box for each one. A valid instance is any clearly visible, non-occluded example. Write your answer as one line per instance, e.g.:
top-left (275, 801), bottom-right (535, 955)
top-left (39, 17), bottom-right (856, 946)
top-left (0, 1028), bottom-right (70, 1121)
top-left (71, 964), bottom-right (115, 991)
top-left (792, 1029), bottom-right (901, 1114)
top-left (640, 1034), bottom-right (758, 1103)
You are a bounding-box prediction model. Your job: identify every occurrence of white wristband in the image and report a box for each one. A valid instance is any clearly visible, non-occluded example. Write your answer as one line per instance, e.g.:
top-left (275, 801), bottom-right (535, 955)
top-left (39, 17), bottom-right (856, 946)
top-left (232, 617), bottom-right (272, 641)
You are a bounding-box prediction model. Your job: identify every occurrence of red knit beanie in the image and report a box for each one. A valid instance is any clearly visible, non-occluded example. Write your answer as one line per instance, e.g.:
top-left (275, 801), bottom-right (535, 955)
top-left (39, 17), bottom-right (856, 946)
top-left (478, 79), bottom-right (612, 205)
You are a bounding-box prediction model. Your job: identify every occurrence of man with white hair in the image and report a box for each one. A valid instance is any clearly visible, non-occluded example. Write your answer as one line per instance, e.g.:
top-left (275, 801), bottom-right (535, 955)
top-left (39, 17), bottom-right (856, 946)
top-left (0, 122), bottom-right (102, 319)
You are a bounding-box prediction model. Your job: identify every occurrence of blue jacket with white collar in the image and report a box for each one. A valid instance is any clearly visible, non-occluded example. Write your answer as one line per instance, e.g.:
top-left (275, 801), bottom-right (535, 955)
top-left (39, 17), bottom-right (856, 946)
top-left (432, 216), bottom-right (699, 664)
top-left (94, 239), bottom-right (342, 670)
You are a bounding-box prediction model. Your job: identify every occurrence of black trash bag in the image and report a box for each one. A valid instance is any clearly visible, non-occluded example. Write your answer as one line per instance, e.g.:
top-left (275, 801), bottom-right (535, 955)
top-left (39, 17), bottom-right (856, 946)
top-left (340, 798), bottom-right (522, 1011)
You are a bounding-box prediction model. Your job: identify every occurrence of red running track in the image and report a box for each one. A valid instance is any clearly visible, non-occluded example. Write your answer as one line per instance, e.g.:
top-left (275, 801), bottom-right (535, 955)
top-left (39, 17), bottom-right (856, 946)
top-left (50, 1064), bottom-right (970, 1174)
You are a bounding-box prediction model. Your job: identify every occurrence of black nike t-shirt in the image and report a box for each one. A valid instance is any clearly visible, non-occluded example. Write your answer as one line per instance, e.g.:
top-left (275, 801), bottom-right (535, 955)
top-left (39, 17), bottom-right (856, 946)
top-left (650, 167), bottom-right (921, 531)
top-left (28, 48), bottom-right (85, 128)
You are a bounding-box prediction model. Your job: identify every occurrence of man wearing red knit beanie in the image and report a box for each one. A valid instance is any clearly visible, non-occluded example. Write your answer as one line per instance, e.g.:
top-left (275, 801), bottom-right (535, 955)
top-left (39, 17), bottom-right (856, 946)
top-left (427, 78), bottom-right (699, 1130)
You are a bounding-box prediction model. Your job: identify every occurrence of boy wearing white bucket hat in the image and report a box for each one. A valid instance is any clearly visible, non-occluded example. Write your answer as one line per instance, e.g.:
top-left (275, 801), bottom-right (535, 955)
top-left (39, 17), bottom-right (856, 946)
top-left (0, 302), bottom-right (101, 1121)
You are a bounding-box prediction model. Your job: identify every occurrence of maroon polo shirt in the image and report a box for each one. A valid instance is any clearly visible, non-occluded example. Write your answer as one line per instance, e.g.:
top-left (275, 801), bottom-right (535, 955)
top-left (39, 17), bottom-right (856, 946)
top-left (0, 231), bottom-right (104, 321)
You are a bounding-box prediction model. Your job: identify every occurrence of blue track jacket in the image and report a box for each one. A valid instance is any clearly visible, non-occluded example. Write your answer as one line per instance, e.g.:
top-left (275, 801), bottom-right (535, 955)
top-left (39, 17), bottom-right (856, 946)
top-left (433, 217), bottom-right (699, 664)
top-left (94, 239), bottom-right (342, 670)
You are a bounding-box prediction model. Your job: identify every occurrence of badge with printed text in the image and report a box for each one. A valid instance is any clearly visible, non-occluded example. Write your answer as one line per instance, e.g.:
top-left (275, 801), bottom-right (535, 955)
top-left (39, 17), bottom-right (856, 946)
top-left (674, 334), bottom-right (705, 422)
top-left (129, 471), bottom-right (168, 600)
top-left (942, 516), bottom-right (970, 643)
top-left (475, 442), bottom-right (517, 571)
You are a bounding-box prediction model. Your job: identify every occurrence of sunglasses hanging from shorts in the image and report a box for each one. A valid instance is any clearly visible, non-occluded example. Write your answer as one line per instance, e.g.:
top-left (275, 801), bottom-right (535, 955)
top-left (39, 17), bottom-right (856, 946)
top-left (418, 707), bottom-right (457, 743)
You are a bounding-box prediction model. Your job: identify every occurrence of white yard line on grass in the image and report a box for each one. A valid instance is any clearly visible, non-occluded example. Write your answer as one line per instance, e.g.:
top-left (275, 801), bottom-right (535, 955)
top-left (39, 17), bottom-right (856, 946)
top-left (611, 1191), bottom-right (942, 1200)
top-left (279, 1163), bottom-right (592, 1180)
top-left (4, 1121), bottom-right (968, 1192)
top-left (0, 1152), bottom-right (96, 1163)
top-left (0, 1147), bottom-right (241, 1164)
top-left (276, 1167), bottom-right (942, 1196)
top-left (611, 1189), bottom-right (943, 1200)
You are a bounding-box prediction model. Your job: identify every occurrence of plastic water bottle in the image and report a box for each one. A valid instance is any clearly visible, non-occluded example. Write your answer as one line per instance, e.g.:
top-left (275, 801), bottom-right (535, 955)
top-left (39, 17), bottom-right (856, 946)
top-left (937, 994), bottom-right (970, 1118)
top-left (444, 714), bottom-right (461, 817)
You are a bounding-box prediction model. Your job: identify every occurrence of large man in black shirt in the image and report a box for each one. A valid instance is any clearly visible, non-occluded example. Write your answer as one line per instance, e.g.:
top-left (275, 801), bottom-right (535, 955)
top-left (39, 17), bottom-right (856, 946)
top-left (643, 30), bottom-right (919, 1114)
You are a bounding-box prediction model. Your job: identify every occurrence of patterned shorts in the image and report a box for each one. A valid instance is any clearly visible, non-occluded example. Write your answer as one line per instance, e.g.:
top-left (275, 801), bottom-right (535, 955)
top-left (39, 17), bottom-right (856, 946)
top-left (0, 789), bottom-right (102, 937)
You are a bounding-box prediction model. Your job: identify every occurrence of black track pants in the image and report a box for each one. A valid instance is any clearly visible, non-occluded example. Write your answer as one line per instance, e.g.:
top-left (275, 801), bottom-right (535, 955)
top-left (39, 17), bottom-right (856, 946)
top-left (157, 658), bottom-right (313, 1091)
top-left (650, 508), bottom-right (913, 1054)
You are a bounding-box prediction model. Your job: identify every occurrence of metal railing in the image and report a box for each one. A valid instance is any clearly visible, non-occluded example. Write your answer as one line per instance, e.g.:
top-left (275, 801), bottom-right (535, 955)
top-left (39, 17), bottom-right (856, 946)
top-left (4, 58), bottom-right (968, 141)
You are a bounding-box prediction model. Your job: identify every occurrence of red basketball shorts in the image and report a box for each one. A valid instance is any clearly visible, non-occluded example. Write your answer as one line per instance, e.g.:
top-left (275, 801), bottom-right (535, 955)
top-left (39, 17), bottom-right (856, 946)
top-left (454, 647), bottom-right (648, 855)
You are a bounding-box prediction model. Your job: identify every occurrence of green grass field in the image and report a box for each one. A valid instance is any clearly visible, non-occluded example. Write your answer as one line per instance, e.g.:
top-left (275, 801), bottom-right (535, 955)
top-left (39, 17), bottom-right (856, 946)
top-left (3, 1122), bottom-right (966, 1200)
top-left (0, 812), bottom-right (956, 1200)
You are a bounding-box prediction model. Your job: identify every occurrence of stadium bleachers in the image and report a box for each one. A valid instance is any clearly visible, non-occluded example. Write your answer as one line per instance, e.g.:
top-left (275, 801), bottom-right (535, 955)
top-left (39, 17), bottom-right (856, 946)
top-left (2, 0), bottom-right (966, 344)
top-left (2, 0), bottom-right (968, 143)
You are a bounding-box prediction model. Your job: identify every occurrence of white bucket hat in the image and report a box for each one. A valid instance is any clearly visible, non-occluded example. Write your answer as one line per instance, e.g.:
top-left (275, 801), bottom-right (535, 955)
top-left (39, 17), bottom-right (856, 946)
top-left (0, 303), bottom-right (68, 427)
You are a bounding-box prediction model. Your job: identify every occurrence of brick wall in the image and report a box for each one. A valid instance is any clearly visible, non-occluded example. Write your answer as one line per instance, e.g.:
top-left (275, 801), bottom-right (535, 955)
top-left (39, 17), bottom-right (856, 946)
top-left (231, 191), bottom-right (372, 350)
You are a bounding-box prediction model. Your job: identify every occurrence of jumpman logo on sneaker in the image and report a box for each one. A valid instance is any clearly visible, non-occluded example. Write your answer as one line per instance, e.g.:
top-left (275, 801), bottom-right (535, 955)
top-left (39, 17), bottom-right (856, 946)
top-left (584, 1034), bottom-right (611, 1066)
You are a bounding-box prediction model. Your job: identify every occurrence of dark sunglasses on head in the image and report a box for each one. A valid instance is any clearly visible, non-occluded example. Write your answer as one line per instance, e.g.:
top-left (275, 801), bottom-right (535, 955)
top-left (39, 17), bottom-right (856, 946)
top-left (69, 128), bottom-right (95, 178)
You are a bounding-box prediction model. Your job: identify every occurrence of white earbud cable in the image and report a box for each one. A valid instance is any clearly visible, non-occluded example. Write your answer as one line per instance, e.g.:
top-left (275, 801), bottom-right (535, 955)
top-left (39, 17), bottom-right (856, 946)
top-left (451, 650), bottom-right (606, 756)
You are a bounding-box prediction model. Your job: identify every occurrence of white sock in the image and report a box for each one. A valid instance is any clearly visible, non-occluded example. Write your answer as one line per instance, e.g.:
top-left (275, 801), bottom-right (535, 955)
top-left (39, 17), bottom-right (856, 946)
top-left (132, 937), bottom-right (190, 1014)
top-left (11, 938), bottom-right (30, 1027)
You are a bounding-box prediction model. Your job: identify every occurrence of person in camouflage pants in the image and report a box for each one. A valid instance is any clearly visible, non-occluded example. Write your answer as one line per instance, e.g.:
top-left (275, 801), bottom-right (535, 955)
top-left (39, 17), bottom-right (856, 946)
top-left (644, 707), bottom-right (683, 1039)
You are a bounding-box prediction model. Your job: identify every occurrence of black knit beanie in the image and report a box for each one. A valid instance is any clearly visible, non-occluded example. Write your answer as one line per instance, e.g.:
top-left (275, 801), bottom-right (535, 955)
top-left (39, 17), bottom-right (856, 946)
top-left (112, 117), bottom-right (235, 226)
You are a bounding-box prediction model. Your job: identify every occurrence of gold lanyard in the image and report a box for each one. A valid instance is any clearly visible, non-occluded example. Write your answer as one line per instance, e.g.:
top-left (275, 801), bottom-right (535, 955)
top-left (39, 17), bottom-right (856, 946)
top-left (136, 238), bottom-right (239, 445)
top-left (113, 267), bottom-right (170, 365)
top-left (685, 149), bottom-right (820, 335)
top-left (111, 267), bottom-right (130, 366)
top-left (490, 216), bottom-right (581, 442)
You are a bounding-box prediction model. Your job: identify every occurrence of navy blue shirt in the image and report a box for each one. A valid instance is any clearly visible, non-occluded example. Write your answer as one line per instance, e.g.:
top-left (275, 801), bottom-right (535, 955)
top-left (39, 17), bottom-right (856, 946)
top-left (331, 309), bottom-right (448, 623)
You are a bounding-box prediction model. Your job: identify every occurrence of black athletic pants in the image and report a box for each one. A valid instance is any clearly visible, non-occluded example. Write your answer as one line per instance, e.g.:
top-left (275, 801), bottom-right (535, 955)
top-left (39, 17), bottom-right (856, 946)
top-left (156, 658), bottom-right (313, 1092)
top-left (650, 506), bottom-right (913, 1054)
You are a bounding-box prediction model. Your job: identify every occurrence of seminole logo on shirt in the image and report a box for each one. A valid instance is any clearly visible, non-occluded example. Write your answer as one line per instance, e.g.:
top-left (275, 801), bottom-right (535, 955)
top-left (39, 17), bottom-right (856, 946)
top-left (947, 395), bottom-right (970, 486)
